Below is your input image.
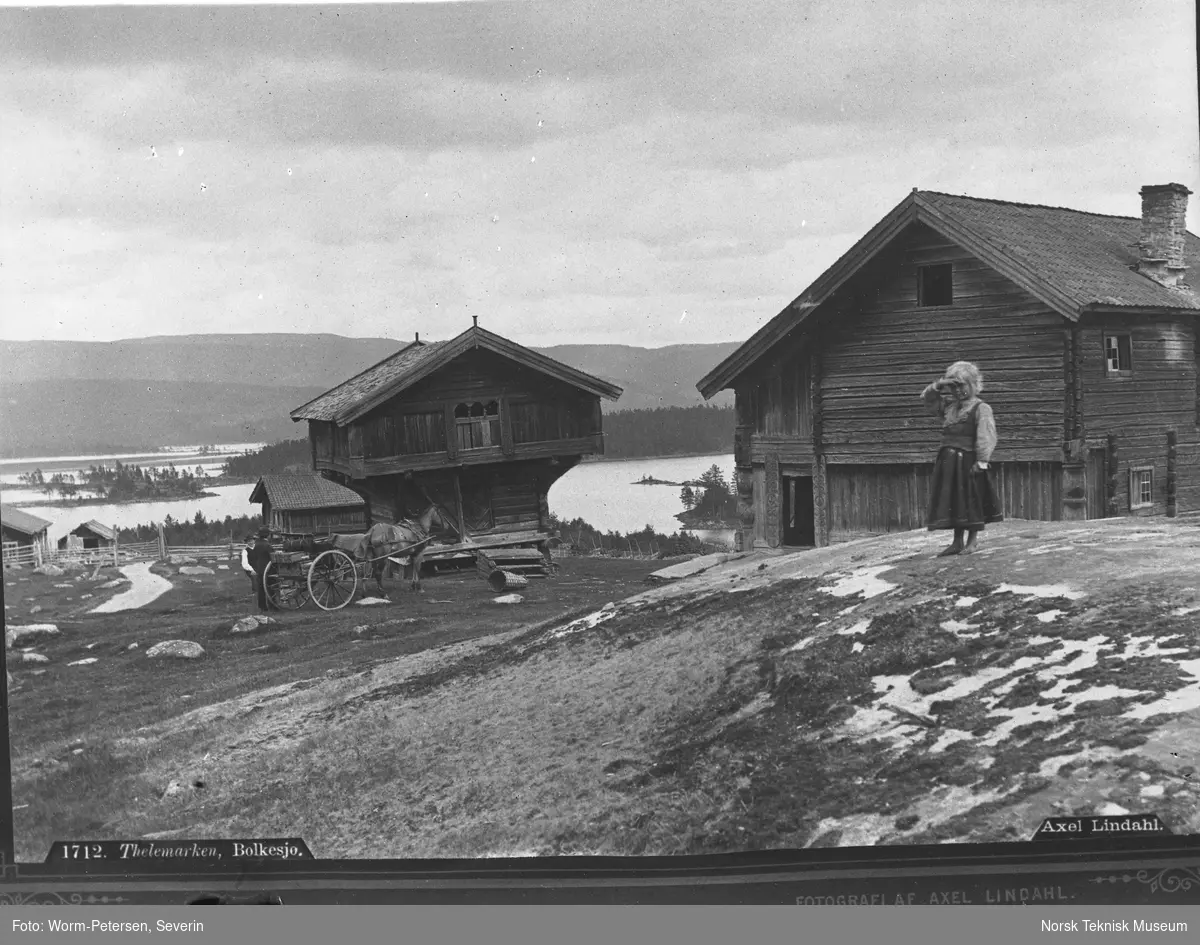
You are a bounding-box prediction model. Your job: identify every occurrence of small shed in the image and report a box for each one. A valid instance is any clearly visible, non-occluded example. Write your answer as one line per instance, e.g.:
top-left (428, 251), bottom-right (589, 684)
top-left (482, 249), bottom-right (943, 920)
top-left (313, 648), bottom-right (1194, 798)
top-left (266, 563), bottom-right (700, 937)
top-left (1, 505), bottom-right (52, 567)
top-left (58, 520), bottom-right (115, 551)
top-left (250, 474), bottom-right (368, 535)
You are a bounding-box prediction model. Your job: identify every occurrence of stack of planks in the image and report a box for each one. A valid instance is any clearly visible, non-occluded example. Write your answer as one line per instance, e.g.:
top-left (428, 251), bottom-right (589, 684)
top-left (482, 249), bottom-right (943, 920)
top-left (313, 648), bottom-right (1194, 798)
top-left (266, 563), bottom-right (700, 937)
top-left (476, 547), bottom-right (555, 588)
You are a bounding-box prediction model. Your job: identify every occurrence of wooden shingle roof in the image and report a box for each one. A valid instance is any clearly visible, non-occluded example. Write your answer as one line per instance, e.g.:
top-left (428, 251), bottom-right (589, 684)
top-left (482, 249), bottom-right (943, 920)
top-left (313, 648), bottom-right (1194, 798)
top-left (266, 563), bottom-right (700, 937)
top-left (919, 191), bottom-right (1200, 312)
top-left (0, 505), bottom-right (52, 536)
top-left (73, 520), bottom-right (115, 541)
top-left (290, 325), bottom-right (623, 425)
top-left (249, 475), bottom-right (366, 512)
top-left (698, 188), bottom-right (1200, 399)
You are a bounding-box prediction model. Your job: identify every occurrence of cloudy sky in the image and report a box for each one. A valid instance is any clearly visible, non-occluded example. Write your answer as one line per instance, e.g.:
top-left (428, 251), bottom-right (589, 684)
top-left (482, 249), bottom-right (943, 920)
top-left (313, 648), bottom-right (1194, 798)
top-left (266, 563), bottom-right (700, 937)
top-left (1, 0), bottom-right (1197, 348)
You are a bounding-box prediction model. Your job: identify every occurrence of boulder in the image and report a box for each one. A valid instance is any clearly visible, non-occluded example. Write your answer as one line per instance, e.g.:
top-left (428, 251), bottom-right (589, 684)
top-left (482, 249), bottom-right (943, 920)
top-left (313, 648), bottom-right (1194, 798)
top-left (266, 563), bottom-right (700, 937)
top-left (33, 564), bottom-right (65, 577)
top-left (99, 579), bottom-right (127, 589)
top-left (127, 643), bottom-right (140, 651)
top-left (216, 564), bottom-right (230, 571)
top-left (231, 615), bottom-right (277, 634)
top-left (29, 605), bottom-right (43, 614)
top-left (146, 640), bottom-right (205, 660)
top-left (21, 653), bottom-right (49, 664)
top-left (179, 566), bottom-right (215, 576)
top-left (167, 555), bottom-right (197, 565)
top-left (6, 624), bottom-right (60, 648)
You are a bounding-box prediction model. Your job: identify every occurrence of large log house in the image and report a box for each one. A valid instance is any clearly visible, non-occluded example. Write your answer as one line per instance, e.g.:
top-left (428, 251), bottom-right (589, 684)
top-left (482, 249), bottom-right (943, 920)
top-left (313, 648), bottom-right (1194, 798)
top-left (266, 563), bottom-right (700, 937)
top-left (698, 183), bottom-right (1200, 551)
top-left (290, 320), bottom-right (623, 545)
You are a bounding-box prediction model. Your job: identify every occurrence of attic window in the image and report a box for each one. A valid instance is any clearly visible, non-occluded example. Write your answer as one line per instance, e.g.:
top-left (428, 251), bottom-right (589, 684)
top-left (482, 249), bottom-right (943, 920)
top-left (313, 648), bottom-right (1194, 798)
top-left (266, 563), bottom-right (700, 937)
top-left (1104, 333), bottom-right (1132, 376)
top-left (454, 400), bottom-right (501, 451)
top-left (918, 264), bottom-right (953, 307)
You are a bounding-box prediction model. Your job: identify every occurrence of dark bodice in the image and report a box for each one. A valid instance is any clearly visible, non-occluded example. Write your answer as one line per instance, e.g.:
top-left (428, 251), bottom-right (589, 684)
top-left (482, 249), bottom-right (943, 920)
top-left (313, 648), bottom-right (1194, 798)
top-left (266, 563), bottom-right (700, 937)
top-left (941, 403), bottom-right (977, 451)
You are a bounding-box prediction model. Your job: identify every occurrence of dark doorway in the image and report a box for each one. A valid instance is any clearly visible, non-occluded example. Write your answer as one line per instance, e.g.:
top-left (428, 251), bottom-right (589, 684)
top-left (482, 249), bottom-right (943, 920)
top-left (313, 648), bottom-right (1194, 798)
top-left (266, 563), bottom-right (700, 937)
top-left (782, 475), bottom-right (815, 546)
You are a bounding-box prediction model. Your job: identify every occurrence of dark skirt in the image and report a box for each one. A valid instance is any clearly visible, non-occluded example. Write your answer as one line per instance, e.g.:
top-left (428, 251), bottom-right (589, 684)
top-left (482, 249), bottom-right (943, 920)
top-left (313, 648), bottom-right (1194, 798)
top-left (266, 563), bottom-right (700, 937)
top-left (926, 447), bottom-right (1004, 531)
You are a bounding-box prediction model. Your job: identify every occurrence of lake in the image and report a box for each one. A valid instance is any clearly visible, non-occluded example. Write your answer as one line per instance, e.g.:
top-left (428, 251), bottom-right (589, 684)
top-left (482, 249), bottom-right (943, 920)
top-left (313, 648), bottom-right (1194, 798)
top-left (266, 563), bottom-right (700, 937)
top-left (0, 443), bottom-right (265, 487)
top-left (1, 451), bottom-right (737, 548)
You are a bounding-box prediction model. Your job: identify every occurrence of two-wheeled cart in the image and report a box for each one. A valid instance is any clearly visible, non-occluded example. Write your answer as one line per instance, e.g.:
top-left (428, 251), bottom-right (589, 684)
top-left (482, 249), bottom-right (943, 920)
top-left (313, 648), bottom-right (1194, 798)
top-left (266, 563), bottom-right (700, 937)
top-left (261, 534), bottom-right (433, 611)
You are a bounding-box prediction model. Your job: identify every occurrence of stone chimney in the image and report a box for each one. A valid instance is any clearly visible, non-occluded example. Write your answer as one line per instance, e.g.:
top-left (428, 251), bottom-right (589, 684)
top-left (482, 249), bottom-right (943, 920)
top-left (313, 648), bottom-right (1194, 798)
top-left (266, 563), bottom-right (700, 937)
top-left (1137, 183), bottom-right (1192, 287)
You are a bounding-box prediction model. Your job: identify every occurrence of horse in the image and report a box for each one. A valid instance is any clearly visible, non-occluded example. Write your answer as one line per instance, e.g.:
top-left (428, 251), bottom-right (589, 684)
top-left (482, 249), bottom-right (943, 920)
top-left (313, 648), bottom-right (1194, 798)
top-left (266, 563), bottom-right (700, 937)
top-left (334, 504), bottom-right (446, 595)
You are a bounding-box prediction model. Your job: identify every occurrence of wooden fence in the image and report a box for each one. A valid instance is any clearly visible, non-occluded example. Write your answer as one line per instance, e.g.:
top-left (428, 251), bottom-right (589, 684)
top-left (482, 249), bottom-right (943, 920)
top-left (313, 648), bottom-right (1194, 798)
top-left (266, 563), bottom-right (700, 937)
top-left (3, 536), bottom-right (238, 570)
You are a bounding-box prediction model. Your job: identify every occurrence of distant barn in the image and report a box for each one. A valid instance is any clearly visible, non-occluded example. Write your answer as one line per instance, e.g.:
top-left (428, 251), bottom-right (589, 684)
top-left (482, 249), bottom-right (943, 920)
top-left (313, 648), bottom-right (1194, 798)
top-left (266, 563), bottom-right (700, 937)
top-left (58, 520), bottom-right (115, 552)
top-left (698, 182), bottom-right (1200, 550)
top-left (290, 320), bottom-right (623, 545)
top-left (1, 505), bottom-right (52, 568)
top-left (250, 474), bottom-right (369, 535)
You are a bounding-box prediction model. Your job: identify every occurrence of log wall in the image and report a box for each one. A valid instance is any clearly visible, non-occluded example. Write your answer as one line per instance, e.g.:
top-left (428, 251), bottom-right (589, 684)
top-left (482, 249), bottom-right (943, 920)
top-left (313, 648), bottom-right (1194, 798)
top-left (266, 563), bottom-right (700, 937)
top-left (352, 348), bottom-right (601, 462)
top-left (819, 223), bottom-right (1066, 462)
top-left (1079, 314), bottom-right (1200, 515)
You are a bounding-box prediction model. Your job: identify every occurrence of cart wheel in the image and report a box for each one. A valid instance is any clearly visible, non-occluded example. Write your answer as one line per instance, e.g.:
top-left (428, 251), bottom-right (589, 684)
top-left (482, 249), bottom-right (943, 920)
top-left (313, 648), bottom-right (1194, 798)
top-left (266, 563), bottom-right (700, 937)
top-left (263, 561), bottom-right (308, 610)
top-left (309, 549), bottom-right (358, 611)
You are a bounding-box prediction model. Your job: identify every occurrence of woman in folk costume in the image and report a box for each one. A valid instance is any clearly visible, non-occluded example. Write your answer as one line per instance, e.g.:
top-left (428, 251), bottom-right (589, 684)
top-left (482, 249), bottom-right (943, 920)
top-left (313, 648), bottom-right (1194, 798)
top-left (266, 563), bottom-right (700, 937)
top-left (922, 361), bottom-right (1003, 556)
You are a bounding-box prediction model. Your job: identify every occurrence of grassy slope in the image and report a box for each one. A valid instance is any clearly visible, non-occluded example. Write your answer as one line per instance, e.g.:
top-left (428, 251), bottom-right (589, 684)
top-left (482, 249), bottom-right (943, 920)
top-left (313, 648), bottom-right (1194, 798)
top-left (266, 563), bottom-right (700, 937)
top-left (10, 517), bottom-right (1200, 859)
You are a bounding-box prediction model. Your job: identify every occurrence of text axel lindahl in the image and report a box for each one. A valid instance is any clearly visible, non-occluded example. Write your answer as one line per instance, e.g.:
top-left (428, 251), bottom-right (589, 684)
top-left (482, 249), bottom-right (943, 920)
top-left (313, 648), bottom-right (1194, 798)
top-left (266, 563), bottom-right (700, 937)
top-left (797, 885), bottom-right (1070, 905)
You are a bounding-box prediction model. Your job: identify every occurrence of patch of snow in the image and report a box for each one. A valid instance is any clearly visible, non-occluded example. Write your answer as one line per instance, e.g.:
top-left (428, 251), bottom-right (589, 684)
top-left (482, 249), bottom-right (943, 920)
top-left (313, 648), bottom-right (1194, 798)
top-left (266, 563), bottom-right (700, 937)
top-left (1172, 606), bottom-right (1200, 617)
top-left (805, 813), bottom-right (893, 848)
top-left (68, 658), bottom-right (98, 666)
top-left (1125, 658), bottom-right (1200, 721)
top-left (1027, 544), bottom-right (1073, 556)
top-left (851, 642), bottom-right (865, 654)
top-left (954, 596), bottom-right (979, 607)
top-left (940, 619), bottom-right (980, 638)
top-left (819, 566), bottom-right (897, 600)
top-left (982, 685), bottom-right (1148, 748)
top-left (1140, 784), bottom-right (1166, 799)
top-left (1036, 610), bottom-right (1064, 623)
top-left (356, 597), bottom-right (390, 606)
top-left (929, 730), bottom-right (973, 753)
top-left (551, 607), bottom-right (619, 640)
top-left (1116, 636), bottom-right (1190, 660)
top-left (837, 619), bottom-right (872, 636)
top-left (871, 657), bottom-right (1045, 721)
top-left (1035, 636), bottom-right (1112, 697)
top-left (787, 636), bottom-right (815, 652)
top-left (1097, 802), bottom-right (1131, 816)
top-left (992, 583), bottom-right (1086, 601)
top-left (838, 605), bottom-right (859, 616)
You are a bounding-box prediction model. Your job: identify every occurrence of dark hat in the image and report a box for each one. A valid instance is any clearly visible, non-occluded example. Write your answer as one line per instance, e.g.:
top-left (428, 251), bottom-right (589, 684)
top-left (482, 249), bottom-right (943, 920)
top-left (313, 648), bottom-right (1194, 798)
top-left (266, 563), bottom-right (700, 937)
top-left (257, 527), bottom-right (270, 538)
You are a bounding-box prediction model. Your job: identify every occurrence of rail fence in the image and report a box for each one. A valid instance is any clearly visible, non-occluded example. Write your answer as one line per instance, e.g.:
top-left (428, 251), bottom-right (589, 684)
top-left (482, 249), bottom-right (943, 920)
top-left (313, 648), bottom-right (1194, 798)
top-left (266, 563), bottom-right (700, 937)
top-left (3, 531), bottom-right (238, 571)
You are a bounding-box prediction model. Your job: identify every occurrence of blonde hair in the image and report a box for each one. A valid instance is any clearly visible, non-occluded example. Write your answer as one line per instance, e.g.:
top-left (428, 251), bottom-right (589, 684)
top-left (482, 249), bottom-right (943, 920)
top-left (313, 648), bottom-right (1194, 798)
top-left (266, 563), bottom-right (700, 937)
top-left (942, 361), bottom-right (983, 399)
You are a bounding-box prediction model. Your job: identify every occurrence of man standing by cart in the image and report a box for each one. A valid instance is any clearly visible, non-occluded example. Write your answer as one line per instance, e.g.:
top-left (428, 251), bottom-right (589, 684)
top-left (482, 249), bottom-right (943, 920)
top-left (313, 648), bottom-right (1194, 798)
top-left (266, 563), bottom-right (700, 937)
top-left (247, 526), bottom-right (279, 613)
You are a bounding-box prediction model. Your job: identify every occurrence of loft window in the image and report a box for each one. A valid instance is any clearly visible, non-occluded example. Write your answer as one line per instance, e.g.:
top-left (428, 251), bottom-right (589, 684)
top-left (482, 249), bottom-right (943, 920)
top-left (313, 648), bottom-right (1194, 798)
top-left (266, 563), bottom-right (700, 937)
top-left (454, 400), bottom-right (501, 451)
top-left (1104, 333), bottom-right (1132, 375)
top-left (918, 264), bottom-right (953, 307)
top-left (1129, 466), bottom-right (1153, 510)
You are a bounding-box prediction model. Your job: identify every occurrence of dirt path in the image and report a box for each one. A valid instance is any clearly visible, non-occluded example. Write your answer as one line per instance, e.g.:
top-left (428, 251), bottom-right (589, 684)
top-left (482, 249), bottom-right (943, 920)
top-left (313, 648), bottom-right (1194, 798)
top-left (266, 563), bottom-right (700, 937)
top-left (89, 561), bottom-right (173, 613)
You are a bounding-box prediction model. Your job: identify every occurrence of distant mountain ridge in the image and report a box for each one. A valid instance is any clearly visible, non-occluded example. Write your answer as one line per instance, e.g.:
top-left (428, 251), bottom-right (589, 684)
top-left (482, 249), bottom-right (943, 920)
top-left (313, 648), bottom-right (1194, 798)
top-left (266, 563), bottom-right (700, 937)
top-left (0, 335), bottom-right (737, 457)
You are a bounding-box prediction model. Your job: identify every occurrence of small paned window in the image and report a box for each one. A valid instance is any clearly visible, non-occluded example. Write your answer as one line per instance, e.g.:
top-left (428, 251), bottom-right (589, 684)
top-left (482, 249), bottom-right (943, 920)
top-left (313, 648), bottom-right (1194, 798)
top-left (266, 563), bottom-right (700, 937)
top-left (918, 264), bottom-right (953, 307)
top-left (1129, 466), bottom-right (1153, 510)
top-left (1104, 334), bottom-right (1132, 375)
